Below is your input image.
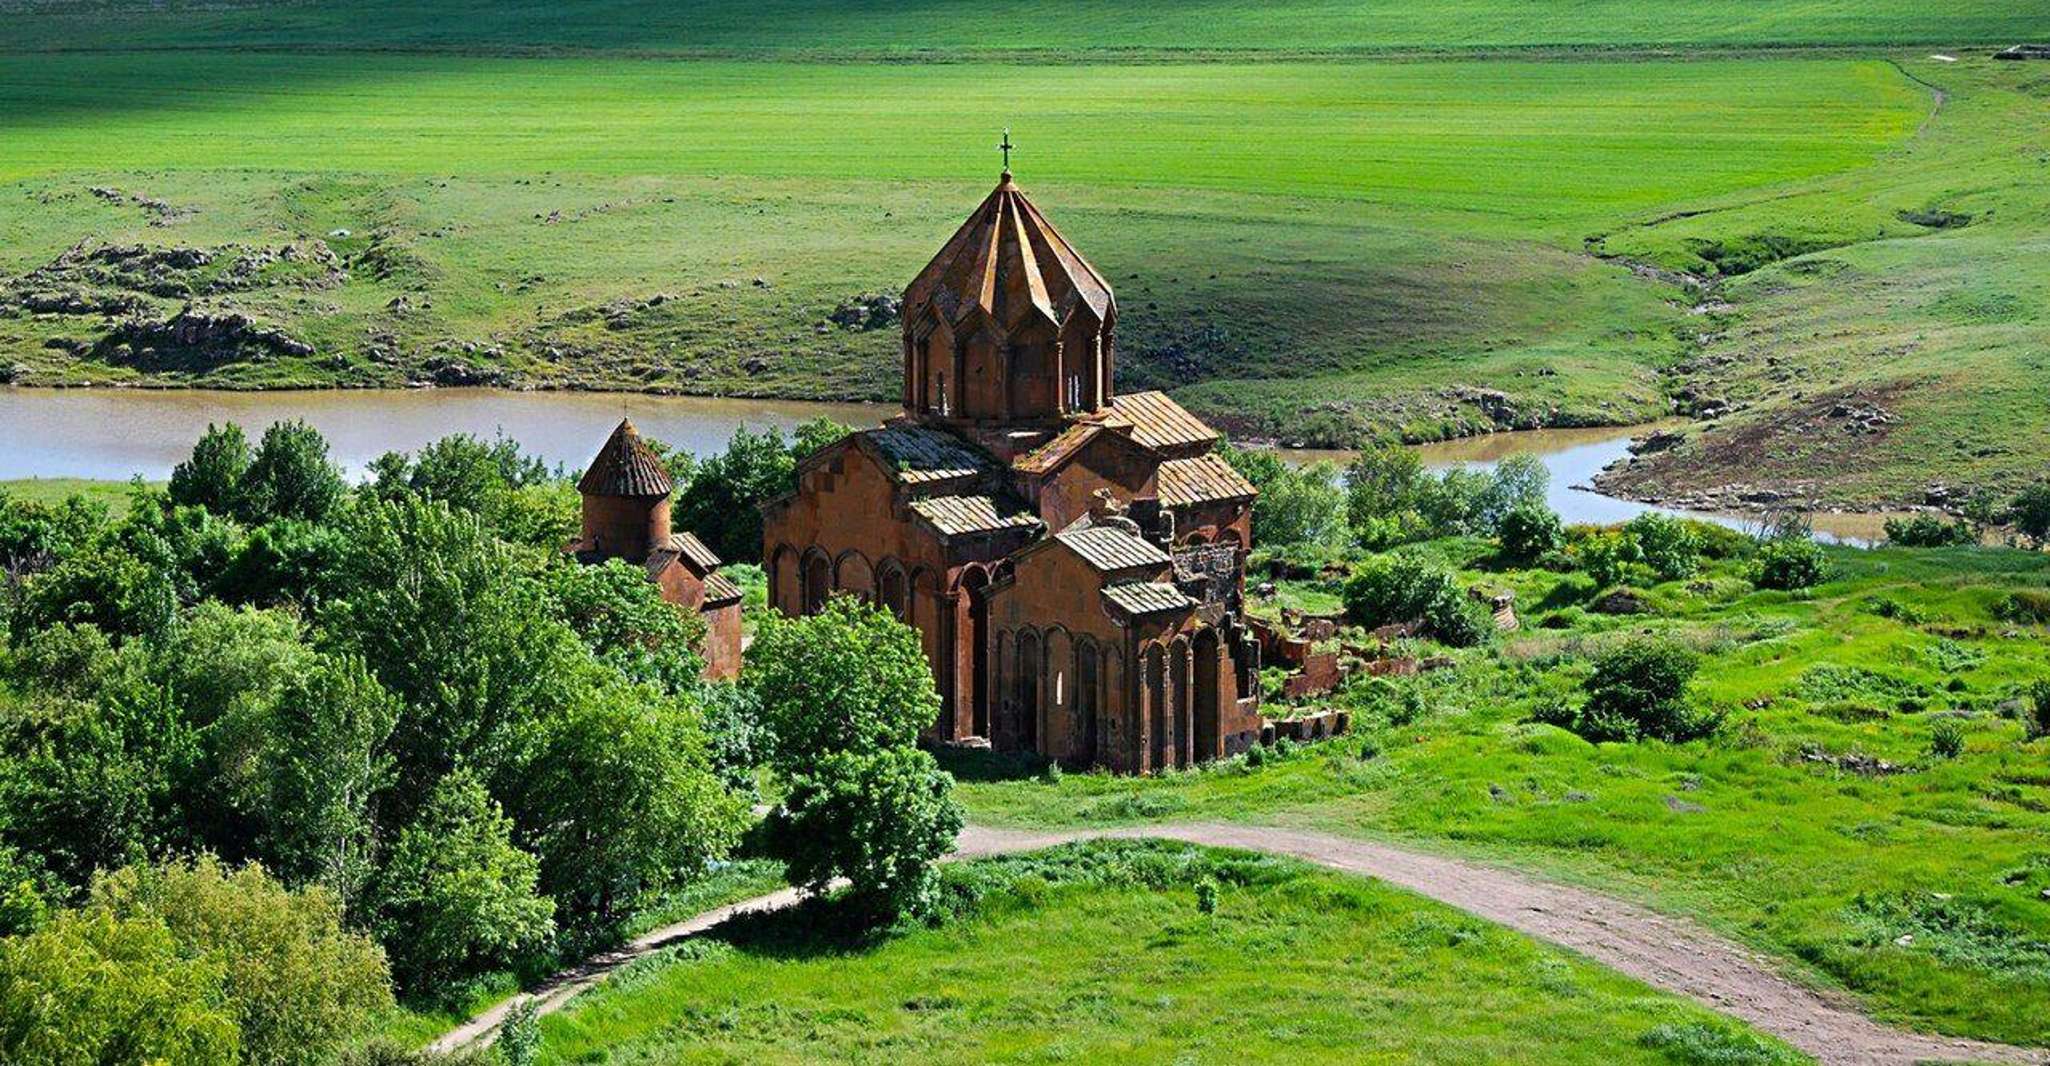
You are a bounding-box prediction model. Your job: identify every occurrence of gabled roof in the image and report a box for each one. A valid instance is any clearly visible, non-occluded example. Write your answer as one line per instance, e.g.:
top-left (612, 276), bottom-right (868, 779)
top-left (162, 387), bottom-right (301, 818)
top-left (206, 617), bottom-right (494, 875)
top-left (670, 531), bottom-right (721, 572)
top-left (865, 425), bottom-right (995, 486)
top-left (578, 419), bottom-right (673, 497)
top-left (1055, 524), bottom-right (1170, 573)
top-left (1012, 421), bottom-right (1102, 476)
top-left (701, 571), bottom-right (744, 605)
top-left (1107, 391), bottom-right (1217, 452)
top-left (1102, 581), bottom-right (1194, 617)
top-left (1157, 453), bottom-right (1258, 508)
top-left (904, 173), bottom-right (1115, 342)
top-left (909, 494), bottom-right (1041, 538)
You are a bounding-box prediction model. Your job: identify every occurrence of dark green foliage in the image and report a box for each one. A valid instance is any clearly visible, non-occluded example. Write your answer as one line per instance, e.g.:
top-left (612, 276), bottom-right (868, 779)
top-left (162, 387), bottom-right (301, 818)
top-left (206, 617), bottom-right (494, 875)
top-left (10, 544), bottom-right (179, 640)
top-left (1563, 638), bottom-right (1718, 743)
top-left (0, 490), bottom-right (105, 569)
top-left (261, 654), bottom-right (399, 908)
top-left (320, 498), bottom-right (587, 803)
top-left (368, 769), bottom-right (555, 997)
top-left (506, 686), bottom-right (746, 945)
top-left (0, 694), bottom-right (165, 887)
top-left (167, 422), bottom-right (251, 517)
top-left (745, 596), bottom-right (941, 771)
top-left (366, 433), bottom-right (574, 549)
top-left (2026, 681), bottom-right (2050, 742)
top-left (669, 424), bottom-right (797, 564)
top-left (1195, 876), bottom-right (1219, 914)
top-left (764, 747), bottom-right (963, 921)
top-left (544, 558), bottom-right (705, 693)
top-left (214, 518), bottom-right (348, 607)
top-left (698, 682), bottom-right (767, 796)
top-left (1752, 536), bottom-right (1828, 591)
top-left (1996, 589), bottom-right (2050, 625)
top-left (1885, 513), bottom-right (1980, 547)
top-left (1928, 718), bottom-right (1965, 760)
top-left (1344, 447), bottom-right (1547, 549)
top-left (2011, 482), bottom-right (2050, 548)
top-left (1497, 501), bottom-right (1564, 564)
top-left (1624, 512), bottom-right (1700, 581)
top-left (1220, 443), bottom-right (1343, 546)
top-left (240, 419), bottom-right (346, 524)
top-left (1343, 553), bottom-right (1492, 647)
top-left (789, 416), bottom-right (855, 461)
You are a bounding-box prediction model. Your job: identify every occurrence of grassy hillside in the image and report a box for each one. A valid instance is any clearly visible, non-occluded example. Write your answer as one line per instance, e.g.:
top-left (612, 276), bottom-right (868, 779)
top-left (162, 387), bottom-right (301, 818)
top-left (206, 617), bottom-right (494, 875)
top-left (534, 840), bottom-right (1808, 1064)
top-left (954, 540), bottom-right (2050, 1046)
top-left (0, 0), bottom-right (2033, 56)
top-left (0, 54), bottom-right (1924, 443)
top-left (0, 1), bottom-right (2042, 505)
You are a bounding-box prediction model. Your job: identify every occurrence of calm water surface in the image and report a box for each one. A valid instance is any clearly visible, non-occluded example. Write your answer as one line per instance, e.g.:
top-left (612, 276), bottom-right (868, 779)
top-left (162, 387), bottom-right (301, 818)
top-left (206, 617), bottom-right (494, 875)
top-left (0, 388), bottom-right (882, 481)
top-left (0, 389), bottom-right (1892, 543)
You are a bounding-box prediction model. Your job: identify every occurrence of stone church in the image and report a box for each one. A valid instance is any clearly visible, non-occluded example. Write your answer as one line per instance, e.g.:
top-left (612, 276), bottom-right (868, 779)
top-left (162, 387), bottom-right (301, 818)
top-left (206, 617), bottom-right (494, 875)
top-left (761, 169), bottom-right (1270, 772)
top-left (571, 419), bottom-right (745, 680)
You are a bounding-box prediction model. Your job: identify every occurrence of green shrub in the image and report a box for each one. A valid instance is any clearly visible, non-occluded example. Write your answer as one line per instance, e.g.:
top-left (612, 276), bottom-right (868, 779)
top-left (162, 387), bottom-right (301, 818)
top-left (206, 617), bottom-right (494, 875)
top-left (1884, 513), bottom-right (1979, 547)
top-left (1862, 595), bottom-right (1927, 624)
top-left (1195, 877), bottom-right (1219, 915)
top-left (1995, 589), bottom-right (2050, 624)
top-left (1752, 537), bottom-right (1827, 591)
top-left (1576, 530), bottom-right (1640, 588)
top-left (1343, 554), bottom-right (1490, 646)
top-left (1625, 512), bottom-right (1700, 581)
top-left (499, 999), bottom-right (541, 1066)
top-left (2012, 482), bottom-right (2050, 548)
top-left (1574, 638), bottom-right (1719, 743)
top-left (1928, 718), bottom-right (1965, 760)
top-left (2027, 681), bottom-right (2050, 742)
top-left (1497, 502), bottom-right (1564, 564)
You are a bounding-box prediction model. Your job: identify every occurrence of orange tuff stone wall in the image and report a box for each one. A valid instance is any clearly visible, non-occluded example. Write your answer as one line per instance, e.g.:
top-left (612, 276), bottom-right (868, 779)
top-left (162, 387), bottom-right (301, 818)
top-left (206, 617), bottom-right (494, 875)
top-left (701, 600), bottom-right (743, 681)
top-left (581, 493), bottom-right (672, 562)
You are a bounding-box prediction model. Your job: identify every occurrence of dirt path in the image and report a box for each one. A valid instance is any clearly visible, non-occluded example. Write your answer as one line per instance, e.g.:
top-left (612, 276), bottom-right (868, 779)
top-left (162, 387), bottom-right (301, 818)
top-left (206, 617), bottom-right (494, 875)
top-left (434, 823), bottom-right (2047, 1066)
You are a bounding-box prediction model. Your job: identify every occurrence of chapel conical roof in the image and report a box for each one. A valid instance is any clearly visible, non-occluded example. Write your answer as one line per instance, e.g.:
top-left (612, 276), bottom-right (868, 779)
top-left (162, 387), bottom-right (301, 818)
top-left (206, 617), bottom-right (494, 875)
top-left (903, 172), bottom-right (1115, 340)
top-left (577, 419), bottom-right (673, 497)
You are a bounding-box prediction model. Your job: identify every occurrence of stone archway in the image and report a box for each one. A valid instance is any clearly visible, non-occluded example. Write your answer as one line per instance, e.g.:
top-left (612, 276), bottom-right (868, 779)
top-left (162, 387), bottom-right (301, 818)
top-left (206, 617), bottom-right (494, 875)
top-left (1012, 628), bottom-right (1040, 752)
top-left (1075, 637), bottom-right (1101, 766)
top-left (768, 544), bottom-right (798, 616)
top-left (801, 550), bottom-right (830, 615)
top-left (1171, 636), bottom-right (1193, 768)
top-left (1193, 628), bottom-right (1222, 764)
top-left (835, 550), bottom-right (875, 604)
top-left (878, 560), bottom-right (909, 622)
top-left (1144, 643), bottom-right (1168, 772)
top-left (959, 566), bottom-right (992, 739)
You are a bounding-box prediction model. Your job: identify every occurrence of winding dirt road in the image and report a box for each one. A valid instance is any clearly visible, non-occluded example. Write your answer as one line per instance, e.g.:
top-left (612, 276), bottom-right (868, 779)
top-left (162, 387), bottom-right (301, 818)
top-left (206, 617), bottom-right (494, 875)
top-left (432, 823), bottom-right (2047, 1066)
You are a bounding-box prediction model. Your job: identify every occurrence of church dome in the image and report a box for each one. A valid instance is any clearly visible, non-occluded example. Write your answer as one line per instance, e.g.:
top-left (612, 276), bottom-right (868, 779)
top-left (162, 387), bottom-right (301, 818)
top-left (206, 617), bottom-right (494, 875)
top-left (904, 172), bottom-right (1115, 341)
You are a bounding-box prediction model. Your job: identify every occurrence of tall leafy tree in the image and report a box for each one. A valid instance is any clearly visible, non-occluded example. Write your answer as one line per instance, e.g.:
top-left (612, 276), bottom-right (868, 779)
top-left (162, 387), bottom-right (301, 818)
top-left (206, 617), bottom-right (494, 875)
top-left (320, 499), bottom-right (588, 806)
top-left (745, 595), bottom-right (940, 771)
top-left (168, 422), bottom-right (252, 517)
top-left (508, 686), bottom-right (745, 943)
top-left (670, 425), bottom-right (795, 564)
top-left (262, 655), bottom-right (399, 910)
top-left (764, 746), bottom-right (961, 922)
top-left (543, 559), bottom-right (704, 693)
top-left (369, 770), bottom-right (555, 997)
top-left (240, 420), bottom-right (345, 525)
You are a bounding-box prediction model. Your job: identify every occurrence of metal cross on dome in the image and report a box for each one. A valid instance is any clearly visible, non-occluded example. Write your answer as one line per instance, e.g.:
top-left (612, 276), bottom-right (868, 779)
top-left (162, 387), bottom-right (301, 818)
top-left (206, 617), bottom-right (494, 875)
top-left (998, 129), bottom-right (1015, 174)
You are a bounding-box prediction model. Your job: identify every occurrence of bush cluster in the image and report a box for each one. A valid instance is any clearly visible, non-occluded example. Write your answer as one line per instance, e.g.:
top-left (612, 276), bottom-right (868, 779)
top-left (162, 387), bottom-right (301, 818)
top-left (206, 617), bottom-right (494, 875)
top-left (1537, 639), bottom-right (1719, 743)
top-left (1342, 554), bottom-right (1493, 647)
top-left (1752, 536), bottom-right (1828, 591)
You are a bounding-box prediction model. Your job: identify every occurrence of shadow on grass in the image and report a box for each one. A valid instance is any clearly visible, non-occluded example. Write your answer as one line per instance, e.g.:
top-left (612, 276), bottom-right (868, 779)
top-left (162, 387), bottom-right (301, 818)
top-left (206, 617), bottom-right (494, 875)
top-left (931, 745), bottom-right (1046, 783)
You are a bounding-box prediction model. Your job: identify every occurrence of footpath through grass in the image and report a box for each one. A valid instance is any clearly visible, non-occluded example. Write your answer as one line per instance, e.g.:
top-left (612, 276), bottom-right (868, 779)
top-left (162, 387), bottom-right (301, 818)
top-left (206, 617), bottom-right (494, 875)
top-left (535, 840), bottom-right (1809, 1065)
top-left (954, 541), bottom-right (2050, 1047)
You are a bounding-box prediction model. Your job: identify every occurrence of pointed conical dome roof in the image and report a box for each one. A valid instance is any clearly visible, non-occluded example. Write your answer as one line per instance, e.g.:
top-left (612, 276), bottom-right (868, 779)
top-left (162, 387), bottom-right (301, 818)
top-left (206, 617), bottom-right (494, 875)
top-left (904, 173), bottom-right (1115, 339)
top-left (577, 419), bottom-right (673, 497)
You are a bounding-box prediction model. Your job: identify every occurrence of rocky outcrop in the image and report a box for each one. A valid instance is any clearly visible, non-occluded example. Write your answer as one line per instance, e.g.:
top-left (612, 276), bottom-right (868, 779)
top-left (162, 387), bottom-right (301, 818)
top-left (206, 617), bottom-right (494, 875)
top-left (100, 308), bottom-right (315, 371)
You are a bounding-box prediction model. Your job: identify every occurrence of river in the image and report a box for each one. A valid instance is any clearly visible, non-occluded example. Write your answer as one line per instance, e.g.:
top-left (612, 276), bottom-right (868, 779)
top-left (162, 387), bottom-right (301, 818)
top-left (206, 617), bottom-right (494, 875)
top-left (0, 388), bottom-right (1890, 543)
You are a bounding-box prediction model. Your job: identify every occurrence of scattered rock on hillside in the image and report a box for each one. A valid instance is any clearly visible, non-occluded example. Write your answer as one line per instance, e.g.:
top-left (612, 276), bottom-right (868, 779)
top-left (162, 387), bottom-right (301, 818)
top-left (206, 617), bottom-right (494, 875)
top-left (1592, 589), bottom-right (1650, 616)
top-left (1629, 429), bottom-right (1685, 455)
top-left (827, 293), bottom-right (901, 331)
top-left (1993, 43), bottom-right (2050, 60)
top-left (101, 308), bottom-right (315, 370)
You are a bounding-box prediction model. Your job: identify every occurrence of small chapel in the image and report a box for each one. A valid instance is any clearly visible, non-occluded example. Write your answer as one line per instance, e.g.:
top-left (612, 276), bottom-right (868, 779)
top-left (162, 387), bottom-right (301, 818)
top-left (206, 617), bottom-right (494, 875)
top-left (761, 166), bottom-right (1271, 773)
top-left (571, 419), bottom-right (745, 680)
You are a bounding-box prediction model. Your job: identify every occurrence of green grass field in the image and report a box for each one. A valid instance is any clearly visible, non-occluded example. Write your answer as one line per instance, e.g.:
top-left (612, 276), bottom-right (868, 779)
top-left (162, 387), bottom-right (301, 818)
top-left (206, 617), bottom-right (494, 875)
top-left (952, 540), bottom-right (2050, 1046)
top-left (2, 2), bottom-right (2044, 504)
top-left (533, 840), bottom-right (1808, 1064)
top-left (0, 0), bottom-right (2034, 56)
